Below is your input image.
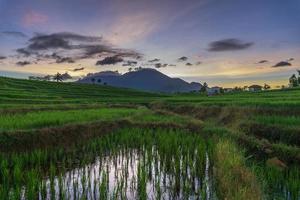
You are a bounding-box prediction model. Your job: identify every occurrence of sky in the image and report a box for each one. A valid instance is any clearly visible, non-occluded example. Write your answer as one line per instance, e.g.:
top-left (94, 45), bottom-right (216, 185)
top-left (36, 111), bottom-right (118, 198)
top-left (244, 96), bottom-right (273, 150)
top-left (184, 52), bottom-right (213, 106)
top-left (0, 0), bottom-right (300, 87)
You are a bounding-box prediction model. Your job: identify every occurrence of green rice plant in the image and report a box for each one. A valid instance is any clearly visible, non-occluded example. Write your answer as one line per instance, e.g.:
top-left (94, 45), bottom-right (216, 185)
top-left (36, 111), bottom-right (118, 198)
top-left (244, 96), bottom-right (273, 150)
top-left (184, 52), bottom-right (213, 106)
top-left (99, 172), bottom-right (108, 200)
top-left (137, 161), bottom-right (147, 200)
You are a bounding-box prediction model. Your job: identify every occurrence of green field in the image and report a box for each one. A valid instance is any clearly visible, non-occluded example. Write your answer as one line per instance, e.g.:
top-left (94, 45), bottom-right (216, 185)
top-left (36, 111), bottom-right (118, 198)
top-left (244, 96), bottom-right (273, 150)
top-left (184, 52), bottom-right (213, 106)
top-left (0, 77), bottom-right (299, 199)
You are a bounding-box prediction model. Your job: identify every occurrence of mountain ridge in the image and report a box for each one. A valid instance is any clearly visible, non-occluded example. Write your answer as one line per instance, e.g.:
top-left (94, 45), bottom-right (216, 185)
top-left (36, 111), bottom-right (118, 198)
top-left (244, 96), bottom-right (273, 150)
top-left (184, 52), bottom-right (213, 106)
top-left (78, 68), bottom-right (202, 93)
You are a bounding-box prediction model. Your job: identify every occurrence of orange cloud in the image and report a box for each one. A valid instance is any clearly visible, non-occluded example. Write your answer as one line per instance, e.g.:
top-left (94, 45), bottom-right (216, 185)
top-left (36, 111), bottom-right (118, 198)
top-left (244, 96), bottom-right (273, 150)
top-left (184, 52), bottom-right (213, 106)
top-left (22, 10), bottom-right (48, 27)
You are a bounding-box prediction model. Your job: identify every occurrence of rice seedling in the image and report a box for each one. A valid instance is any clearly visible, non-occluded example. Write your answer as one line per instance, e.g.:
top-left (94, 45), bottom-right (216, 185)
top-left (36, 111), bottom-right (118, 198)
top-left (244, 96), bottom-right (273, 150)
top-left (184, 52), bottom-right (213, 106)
top-left (0, 127), bottom-right (214, 199)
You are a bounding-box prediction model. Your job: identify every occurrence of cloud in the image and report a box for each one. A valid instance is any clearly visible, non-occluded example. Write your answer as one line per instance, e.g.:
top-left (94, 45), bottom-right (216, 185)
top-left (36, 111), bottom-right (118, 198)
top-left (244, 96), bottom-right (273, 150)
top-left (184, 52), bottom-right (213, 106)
top-left (168, 64), bottom-right (176, 67)
top-left (96, 56), bottom-right (124, 65)
top-left (1, 31), bottom-right (27, 38)
top-left (122, 60), bottom-right (138, 66)
top-left (272, 61), bottom-right (292, 68)
top-left (208, 38), bottom-right (254, 51)
top-left (16, 32), bottom-right (142, 64)
top-left (195, 61), bottom-right (202, 65)
top-left (16, 48), bottom-right (32, 57)
top-left (56, 57), bottom-right (75, 64)
top-left (154, 63), bottom-right (168, 68)
top-left (186, 63), bottom-right (193, 66)
top-left (28, 35), bottom-right (71, 50)
top-left (16, 61), bottom-right (31, 66)
top-left (287, 58), bottom-right (294, 62)
top-left (257, 60), bottom-right (269, 64)
top-left (72, 67), bottom-right (85, 72)
top-left (23, 10), bottom-right (48, 27)
top-left (0, 56), bottom-right (6, 60)
top-left (148, 58), bottom-right (160, 63)
top-left (178, 56), bottom-right (188, 62)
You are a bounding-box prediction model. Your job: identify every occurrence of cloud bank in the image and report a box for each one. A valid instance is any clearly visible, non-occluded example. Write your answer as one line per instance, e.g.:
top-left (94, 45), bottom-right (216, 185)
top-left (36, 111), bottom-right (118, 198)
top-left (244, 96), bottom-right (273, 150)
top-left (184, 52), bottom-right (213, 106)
top-left (15, 32), bottom-right (142, 65)
top-left (208, 38), bottom-right (253, 51)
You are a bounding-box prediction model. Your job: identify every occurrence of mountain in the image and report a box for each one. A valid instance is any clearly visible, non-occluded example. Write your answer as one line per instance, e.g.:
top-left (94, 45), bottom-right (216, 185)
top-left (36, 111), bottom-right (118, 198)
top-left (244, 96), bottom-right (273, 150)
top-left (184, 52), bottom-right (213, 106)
top-left (78, 68), bottom-right (202, 93)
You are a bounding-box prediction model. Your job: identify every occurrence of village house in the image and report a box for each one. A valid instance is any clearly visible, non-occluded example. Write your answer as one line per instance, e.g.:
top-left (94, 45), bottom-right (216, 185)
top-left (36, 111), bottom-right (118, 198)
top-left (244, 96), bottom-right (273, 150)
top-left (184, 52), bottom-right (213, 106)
top-left (248, 85), bottom-right (262, 92)
top-left (207, 86), bottom-right (222, 95)
top-left (224, 88), bottom-right (233, 93)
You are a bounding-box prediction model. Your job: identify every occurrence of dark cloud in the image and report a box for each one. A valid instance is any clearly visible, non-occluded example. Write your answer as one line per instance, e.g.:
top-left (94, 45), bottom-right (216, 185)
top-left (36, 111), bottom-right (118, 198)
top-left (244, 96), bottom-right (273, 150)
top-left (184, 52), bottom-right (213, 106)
top-left (72, 67), bottom-right (85, 72)
top-left (15, 32), bottom-right (142, 64)
top-left (195, 61), bottom-right (202, 65)
top-left (208, 38), bottom-right (254, 51)
top-left (96, 56), bottom-right (124, 65)
top-left (148, 58), bottom-right (160, 63)
top-left (154, 63), bottom-right (168, 68)
top-left (16, 48), bottom-right (32, 57)
top-left (28, 32), bottom-right (102, 50)
top-left (28, 34), bottom-right (72, 50)
top-left (168, 64), bottom-right (176, 66)
top-left (186, 63), bottom-right (193, 66)
top-left (16, 61), bottom-right (31, 66)
top-left (178, 56), bottom-right (188, 62)
top-left (257, 60), bottom-right (269, 64)
top-left (1, 31), bottom-right (27, 38)
top-left (272, 61), bottom-right (292, 68)
top-left (0, 56), bottom-right (6, 60)
top-left (42, 53), bottom-right (75, 64)
top-left (44, 32), bottom-right (102, 42)
top-left (56, 57), bottom-right (75, 63)
top-left (287, 58), bottom-right (294, 62)
top-left (81, 44), bottom-right (112, 57)
top-left (122, 60), bottom-right (138, 66)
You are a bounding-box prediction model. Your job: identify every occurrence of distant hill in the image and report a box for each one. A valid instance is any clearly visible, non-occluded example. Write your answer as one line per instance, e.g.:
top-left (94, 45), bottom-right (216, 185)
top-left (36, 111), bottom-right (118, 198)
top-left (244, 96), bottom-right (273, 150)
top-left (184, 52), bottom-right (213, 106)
top-left (78, 68), bottom-right (202, 93)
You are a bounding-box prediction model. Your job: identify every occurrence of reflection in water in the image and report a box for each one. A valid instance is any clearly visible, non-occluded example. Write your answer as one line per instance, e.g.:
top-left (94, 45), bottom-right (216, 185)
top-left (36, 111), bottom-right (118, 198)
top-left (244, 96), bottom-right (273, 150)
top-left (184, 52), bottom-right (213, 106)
top-left (27, 147), bottom-right (214, 200)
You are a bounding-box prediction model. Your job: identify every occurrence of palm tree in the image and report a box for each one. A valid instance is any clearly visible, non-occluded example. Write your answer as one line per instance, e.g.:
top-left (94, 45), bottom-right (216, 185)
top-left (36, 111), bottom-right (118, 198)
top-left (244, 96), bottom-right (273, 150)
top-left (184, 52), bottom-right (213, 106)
top-left (264, 83), bottom-right (271, 90)
top-left (53, 73), bottom-right (63, 82)
top-left (200, 82), bottom-right (208, 92)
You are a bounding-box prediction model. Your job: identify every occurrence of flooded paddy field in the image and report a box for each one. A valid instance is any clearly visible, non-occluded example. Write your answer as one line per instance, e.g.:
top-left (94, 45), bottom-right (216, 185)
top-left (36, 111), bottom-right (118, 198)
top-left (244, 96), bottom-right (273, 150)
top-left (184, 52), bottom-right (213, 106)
top-left (0, 128), bottom-right (215, 200)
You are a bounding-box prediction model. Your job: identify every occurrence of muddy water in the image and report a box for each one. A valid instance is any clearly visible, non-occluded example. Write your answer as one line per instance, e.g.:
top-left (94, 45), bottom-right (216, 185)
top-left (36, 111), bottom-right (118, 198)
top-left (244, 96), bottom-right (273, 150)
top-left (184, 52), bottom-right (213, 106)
top-left (26, 147), bottom-right (215, 200)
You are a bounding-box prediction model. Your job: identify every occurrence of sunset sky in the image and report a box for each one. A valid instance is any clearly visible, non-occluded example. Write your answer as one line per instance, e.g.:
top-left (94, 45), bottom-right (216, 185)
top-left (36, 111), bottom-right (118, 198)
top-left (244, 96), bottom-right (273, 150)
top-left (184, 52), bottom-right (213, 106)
top-left (0, 0), bottom-right (299, 87)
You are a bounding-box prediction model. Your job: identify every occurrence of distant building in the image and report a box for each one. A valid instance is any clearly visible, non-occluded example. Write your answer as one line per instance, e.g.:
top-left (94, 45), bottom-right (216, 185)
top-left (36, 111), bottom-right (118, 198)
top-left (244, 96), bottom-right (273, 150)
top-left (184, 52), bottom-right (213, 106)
top-left (289, 74), bottom-right (298, 88)
top-left (248, 85), bottom-right (262, 92)
top-left (207, 86), bottom-right (221, 95)
top-left (224, 88), bottom-right (233, 93)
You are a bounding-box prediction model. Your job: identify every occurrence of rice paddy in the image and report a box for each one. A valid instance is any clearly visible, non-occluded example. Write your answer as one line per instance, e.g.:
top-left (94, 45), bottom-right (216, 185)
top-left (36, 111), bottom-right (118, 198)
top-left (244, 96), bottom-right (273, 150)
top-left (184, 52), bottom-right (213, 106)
top-left (0, 77), bottom-right (300, 199)
top-left (0, 128), bottom-right (214, 199)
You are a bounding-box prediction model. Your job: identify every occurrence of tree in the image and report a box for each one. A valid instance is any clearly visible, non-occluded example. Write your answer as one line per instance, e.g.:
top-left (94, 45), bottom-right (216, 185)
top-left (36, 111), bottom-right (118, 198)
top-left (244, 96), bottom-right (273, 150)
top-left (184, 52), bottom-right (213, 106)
top-left (91, 78), bottom-right (95, 84)
top-left (297, 70), bottom-right (300, 85)
top-left (97, 79), bottom-right (102, 84)
top-left (53, 73), bottom-right (63, 82)
top-left (220, 87), bottom-right (224, 94)
top-left (200, 82), bottom-right (208, 93)
top-left (264, 83), bottom-right (271, 90)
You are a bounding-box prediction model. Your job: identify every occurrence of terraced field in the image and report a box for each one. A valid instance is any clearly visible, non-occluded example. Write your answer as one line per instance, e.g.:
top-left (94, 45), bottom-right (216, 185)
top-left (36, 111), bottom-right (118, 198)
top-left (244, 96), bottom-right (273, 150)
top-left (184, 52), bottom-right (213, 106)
top-left (0, 77), bottom-right (299, 199)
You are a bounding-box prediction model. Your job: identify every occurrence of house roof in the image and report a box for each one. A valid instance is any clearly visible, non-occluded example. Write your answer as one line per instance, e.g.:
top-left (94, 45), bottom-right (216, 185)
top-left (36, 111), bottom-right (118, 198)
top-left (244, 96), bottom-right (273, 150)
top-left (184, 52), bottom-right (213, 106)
top-left (249, 84), bottom-right (262, 89)
top-left (209, 86), bottom-right (221, 89)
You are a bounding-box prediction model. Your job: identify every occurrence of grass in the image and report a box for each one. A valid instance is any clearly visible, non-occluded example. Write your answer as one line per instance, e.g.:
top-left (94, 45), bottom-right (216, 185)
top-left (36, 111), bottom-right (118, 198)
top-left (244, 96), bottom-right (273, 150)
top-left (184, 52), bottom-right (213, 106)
top-left (213, 139), bottom-right (262, 200)
top-left (253, 114), bottom-right (300, 127)
top-left (0, 107), bottom-right (143, 131)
